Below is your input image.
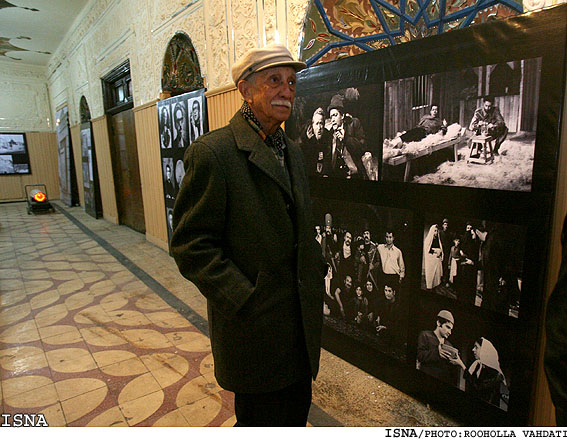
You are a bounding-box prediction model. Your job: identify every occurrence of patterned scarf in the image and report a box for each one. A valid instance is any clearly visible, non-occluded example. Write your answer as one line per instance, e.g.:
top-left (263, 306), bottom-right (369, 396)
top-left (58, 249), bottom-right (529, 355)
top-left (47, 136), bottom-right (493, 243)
top-left (240, 101), bottom-right (287, 169)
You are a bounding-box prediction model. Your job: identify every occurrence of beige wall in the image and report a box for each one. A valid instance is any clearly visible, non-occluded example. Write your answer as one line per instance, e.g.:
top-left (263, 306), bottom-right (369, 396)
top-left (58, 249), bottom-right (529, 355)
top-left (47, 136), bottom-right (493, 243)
top-left (133, 101), bottom-right (168, 251)
top-left (0, 132), bottom-right (59, 202)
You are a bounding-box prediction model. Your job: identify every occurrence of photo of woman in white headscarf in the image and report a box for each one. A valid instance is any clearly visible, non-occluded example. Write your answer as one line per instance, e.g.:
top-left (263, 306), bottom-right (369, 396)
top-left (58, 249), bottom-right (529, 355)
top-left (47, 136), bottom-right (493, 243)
top-left (423, 224), bottom-right (444, 290)
top-left (451, 337), bottom-right (508, 408)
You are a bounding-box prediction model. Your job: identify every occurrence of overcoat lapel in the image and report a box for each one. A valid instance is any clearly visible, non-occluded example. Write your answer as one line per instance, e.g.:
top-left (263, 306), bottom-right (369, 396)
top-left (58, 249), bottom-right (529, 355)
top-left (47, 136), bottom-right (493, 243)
top-left (230, 113), bottom-right (293, 200)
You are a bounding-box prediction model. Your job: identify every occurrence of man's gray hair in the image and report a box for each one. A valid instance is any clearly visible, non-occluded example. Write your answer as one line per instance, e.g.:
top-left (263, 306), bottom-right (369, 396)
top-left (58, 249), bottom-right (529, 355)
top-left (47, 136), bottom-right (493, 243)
top-left (312, 107), bottom-right (325, 120)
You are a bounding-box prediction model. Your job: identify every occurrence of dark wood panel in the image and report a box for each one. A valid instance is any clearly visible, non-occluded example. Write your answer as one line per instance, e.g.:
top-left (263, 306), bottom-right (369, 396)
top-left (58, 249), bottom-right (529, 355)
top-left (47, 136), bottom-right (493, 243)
top-left (109, 108), bottom-right (145, 233)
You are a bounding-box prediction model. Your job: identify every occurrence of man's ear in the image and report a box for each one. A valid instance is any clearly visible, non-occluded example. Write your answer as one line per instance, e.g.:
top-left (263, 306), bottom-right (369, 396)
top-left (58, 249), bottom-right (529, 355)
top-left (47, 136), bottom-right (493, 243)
top-left (238, 80), bottom-right (253, 103)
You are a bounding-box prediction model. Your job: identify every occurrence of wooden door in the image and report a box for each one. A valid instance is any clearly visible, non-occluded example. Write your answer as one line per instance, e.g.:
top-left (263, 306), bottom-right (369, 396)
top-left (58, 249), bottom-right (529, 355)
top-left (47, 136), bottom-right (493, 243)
top-left (109, 109), bottom-right (145, 233)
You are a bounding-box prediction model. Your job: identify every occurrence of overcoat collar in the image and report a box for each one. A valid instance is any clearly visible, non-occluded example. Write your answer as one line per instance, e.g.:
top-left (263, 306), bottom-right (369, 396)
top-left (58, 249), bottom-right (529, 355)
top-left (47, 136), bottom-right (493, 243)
top-left (230, 111), bottom-right (301, 202)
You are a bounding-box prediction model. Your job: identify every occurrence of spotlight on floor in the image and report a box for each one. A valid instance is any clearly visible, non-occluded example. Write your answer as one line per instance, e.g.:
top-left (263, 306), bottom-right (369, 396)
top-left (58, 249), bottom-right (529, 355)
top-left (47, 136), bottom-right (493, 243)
top-left (25, 184), bottom-right (54, 215)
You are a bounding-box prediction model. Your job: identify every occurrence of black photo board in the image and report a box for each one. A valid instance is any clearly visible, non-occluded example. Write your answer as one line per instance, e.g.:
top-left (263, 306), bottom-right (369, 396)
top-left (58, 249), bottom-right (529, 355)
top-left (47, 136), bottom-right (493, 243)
top-left (286, 5), bottom-right (567, 425)
top-left (0, 133), bottom-right (31, 174)
top-left (157, 88), bottom-right (208, 250)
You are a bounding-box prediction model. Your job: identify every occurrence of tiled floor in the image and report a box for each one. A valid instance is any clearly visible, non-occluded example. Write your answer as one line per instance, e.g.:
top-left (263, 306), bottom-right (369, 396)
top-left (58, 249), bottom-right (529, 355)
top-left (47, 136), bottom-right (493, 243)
top-left (0, 202), bottom-right (235, 427)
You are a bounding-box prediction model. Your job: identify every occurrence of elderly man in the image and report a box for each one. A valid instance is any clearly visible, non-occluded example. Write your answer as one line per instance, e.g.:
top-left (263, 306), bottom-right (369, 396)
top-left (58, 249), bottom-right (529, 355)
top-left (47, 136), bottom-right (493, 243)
top-left (171, 45), bottom-right (326, 427)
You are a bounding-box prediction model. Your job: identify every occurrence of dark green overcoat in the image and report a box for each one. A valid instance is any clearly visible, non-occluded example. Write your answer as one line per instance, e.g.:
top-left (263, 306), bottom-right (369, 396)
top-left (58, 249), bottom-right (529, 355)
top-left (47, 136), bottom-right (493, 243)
top-left (171, 111), bottom-right (326, 394)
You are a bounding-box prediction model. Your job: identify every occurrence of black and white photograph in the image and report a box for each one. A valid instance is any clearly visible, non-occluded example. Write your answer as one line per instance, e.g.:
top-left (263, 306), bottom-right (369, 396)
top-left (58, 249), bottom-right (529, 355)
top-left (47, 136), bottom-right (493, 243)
top-left (159, 104), bottom-right (172, 149)
top-left (188, 97), bottom-right (203, 142)
top-left (0, 133), bottom-right (31, 175)
top-left (421, 216), bottom-right (525, 318)
top-left (166, 207), bottom-right (174, 233)
top-left (287, 84), bottom-right (381, 180)
top-left (382, 58), bottom-right (542, 191)
top-left (157, 88), bottom-right (208, 249)
top-left (312, 197), bottom-right (412, 361)
top-left (162, 157), bottom-right (176, 199)
top-left (175, 159), bottom-right (185, 189)
top-left (0, 155), bottom-right (14, 174)
top-left (172, 100), bottom-right (189, 149)
top-left (415, 299), bottom-right (513, 412)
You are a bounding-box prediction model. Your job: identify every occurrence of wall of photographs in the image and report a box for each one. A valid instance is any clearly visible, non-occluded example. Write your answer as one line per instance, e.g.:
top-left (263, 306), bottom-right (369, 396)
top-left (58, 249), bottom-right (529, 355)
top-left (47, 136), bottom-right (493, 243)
top-left (286, 5), bottom-right (567, 425)
top-left (156, 89), bottom-right (208, 248)
top-left (0, 133), bottom-right (31, 174)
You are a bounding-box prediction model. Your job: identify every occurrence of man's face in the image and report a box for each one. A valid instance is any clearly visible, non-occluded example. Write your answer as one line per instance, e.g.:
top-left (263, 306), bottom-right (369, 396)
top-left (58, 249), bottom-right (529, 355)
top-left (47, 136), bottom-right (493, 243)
top-left (245, 66), bottom-right (296, 130)
top-left (344, 276), bottom-right (352, 289)
top-left (366, 281), bottom-right (373, 292)
top-left (175, 109), bottom-right (184, 132)
top-left (385, 232), bottom-right (394, 246)
top-left (363, 231), bottom-right (371, 243)
top-left (312, 113), bottom-right (324, 140)
top-left (325, 225), bottom-right (332, 235)
top-left (330, 108), bottom-right (343, 130)
top-left (384, 285), bottom-right (395, 301)
top-left (430, 106), bottom-right (439, 117)
top-left (437, 321), bottom-right (453, 339)
top-left (344, 232), bottom-right (352, 246)
top-left (192, 101), bottom-right (200, 121)
top-left (483, 100), bottom-right (493, 112)
top-left (442, 222), bottom-right (448, 231)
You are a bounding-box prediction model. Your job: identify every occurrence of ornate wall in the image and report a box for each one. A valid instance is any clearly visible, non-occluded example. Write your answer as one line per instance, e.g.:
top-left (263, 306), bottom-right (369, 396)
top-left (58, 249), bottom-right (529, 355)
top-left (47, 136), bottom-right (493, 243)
top-left (0, 61), bottom-right (52, 132)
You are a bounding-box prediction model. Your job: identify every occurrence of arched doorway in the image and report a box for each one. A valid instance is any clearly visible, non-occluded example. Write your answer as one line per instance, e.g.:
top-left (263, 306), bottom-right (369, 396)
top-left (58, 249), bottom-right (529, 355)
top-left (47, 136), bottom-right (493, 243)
top-left (79, 96), bottom-right (102, 218)
top-left (161, 32), bottom-right (204, 98)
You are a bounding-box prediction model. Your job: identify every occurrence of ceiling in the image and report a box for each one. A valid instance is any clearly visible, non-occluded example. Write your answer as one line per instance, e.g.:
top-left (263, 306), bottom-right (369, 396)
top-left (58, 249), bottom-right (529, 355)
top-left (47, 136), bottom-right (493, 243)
top-left (0, 0), bottom-right (90, 66)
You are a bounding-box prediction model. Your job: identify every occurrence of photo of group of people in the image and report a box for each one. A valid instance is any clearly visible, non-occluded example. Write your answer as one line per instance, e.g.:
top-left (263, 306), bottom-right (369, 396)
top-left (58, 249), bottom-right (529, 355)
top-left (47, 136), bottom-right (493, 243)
top-left (312, 197), bottom-right (412, 360)
top-left (288, 85), bottom-right (381, 180)
top-left (157, 89), bottom-right (207, 241)
top-left (382, 58), bottom-right (542, 192)
top-left (0, 133), bottom-right (30, 174)
top-left (421, 216), bottom-right (525, 318)
top-left (415, 300), bottom-right (513, 411)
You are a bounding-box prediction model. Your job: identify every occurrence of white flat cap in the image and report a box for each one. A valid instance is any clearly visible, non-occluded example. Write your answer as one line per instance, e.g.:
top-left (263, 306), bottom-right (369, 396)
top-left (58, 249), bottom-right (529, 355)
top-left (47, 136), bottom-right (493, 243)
top-left (437, 310), bottom-right (454, 324)
top-left (231, 44), bottom-right (306, 86)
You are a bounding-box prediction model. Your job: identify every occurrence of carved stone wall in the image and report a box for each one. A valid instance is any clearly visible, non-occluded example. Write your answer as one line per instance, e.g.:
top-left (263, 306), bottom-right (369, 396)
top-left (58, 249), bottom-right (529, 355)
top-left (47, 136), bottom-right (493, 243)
top-left (0, 61), bottom-right (52, 132)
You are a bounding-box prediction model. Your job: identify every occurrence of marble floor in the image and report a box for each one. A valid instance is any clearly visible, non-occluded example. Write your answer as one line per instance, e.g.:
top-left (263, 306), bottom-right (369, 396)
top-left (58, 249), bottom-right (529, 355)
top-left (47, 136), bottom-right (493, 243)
top-left (0, 201), bottom-right (457, 427)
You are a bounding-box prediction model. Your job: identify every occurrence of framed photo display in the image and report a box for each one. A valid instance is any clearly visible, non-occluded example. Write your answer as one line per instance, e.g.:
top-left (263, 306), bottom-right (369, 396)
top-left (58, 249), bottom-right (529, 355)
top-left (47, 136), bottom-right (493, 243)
top-left (0, 133), bottom-right (31, 174)
top-left (286, 5), bottom-right (567, 425)
top-left (157, 88), bottom-right (208, 248)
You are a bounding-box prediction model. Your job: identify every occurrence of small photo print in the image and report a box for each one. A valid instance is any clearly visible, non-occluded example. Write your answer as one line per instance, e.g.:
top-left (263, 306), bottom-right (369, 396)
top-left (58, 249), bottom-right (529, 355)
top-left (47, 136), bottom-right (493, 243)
top-left (415, 301), bottom-right (512, 411)
top-left (288, 84), bottom-right (381, 181)
top-left (312, 197), bottom-right (413, 361)
top-left (382, 58), bottom-right (541, 191)
top-left (421, 216), bottom-right (525, 318)
top-left (162, 157), bottom-right (176, 199)
top-left (159, 103), bottom-right (172, 149)
top-left (172, 100), bottom-right (189, 149)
